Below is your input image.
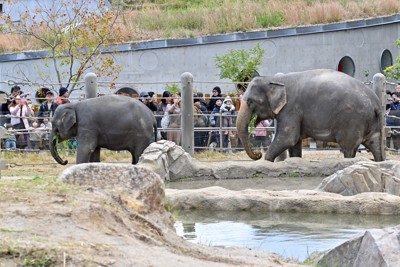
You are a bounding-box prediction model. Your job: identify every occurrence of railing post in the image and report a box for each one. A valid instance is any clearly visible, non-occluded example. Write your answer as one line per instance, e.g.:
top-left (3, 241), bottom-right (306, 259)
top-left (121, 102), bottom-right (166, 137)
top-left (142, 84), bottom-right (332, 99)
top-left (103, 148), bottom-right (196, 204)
top-left (84, 73), bottom-right (97, 99)
top-left (181, 72), bottom-right (194, 156)
top-left (373, 73), bottom-right (386, 160)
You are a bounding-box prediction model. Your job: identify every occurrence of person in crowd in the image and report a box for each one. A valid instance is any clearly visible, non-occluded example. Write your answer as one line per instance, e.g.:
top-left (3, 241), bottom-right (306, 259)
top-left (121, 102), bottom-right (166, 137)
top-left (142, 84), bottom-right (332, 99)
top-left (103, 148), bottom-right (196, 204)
top-left (209, 98), bottom-right (223, 149)
top-left (38, 91), bottom-right (58, 123)
top-left (158, 91), bottom-right (171, 140)
top-left (166, 93), bottom-right (181, 145)
top-left (207, 86), bottom-right (222, 112)
top-left (57, 87), bottom-right (70, 105)
top-left (396, 82), bottom-right (400, 94)
top-left (390, 92), bottom-right (400, 110)
top-left (5, 124), bottom-right (17, 150)
top-left (28, 120), bottom-right (43, 150)
top-left (193, 100), bottom-right (209, 150)
top-left (195, 92), bottom-right (208, 113)
top-left (0, 85), bottom-right (21, 127)
top-left (40, 117), bottom-right (52, 150)
top-left (140, 91), bottom-right (158, 112)
top-left (253, 119), bottom-right (272, 152)
top-left (8, 95), bottom-right (34, 149)
top-left (220, 96), bottom-right (236, 148)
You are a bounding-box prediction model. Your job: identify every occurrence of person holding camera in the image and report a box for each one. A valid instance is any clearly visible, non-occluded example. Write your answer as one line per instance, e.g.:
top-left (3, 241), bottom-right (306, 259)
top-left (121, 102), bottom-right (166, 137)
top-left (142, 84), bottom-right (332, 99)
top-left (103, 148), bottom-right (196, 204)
top-left (166, 93), bottom-right (182, 145)
top-left (8, 95), bottom-right (33, 149)
top-left (0, 85), bottom-right (21, 127)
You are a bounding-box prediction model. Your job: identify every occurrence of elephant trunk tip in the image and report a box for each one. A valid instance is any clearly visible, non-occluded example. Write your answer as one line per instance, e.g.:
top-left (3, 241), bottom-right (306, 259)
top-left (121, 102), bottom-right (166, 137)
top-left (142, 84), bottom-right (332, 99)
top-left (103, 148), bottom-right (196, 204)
top-left (253, 151), bottom-right (262, 160)
top-left (59, 159), bottom-right (68, 165)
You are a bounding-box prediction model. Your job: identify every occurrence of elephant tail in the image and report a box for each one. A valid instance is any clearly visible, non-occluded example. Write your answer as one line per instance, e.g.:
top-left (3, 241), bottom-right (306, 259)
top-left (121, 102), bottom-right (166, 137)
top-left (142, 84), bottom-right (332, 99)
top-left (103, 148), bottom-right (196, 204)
top-left (154, 120), bottom-right (158, 142)
top-left (376, 108), bottom-right (386, 161)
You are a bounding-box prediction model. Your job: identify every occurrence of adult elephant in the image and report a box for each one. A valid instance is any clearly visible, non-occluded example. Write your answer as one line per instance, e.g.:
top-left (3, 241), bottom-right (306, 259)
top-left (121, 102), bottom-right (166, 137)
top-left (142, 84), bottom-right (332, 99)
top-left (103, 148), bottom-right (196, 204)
top-left (50, 95), bottom-right (157, 165)
top-left (236, 69), bottom-right (385, 162)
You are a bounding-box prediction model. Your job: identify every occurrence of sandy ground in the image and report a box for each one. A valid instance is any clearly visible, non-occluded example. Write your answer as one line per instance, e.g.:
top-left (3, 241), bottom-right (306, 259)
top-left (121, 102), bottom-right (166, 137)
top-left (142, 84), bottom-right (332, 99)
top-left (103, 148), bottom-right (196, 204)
top-left (0, 149), bottom-right (399, 266)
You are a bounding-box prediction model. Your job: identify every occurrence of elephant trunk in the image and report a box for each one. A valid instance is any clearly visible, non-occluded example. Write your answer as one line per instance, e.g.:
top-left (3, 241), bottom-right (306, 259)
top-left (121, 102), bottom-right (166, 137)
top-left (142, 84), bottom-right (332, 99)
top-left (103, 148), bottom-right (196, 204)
top-left (49, 129), bottom-right (68, 165)
top-left (236, 100), bottom-right (262, 160)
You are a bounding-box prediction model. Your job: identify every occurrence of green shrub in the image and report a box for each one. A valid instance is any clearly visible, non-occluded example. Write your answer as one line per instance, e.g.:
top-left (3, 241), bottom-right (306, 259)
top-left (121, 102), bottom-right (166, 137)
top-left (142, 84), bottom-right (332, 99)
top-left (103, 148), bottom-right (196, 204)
top-left (256, 11), bottom-right (285, 28)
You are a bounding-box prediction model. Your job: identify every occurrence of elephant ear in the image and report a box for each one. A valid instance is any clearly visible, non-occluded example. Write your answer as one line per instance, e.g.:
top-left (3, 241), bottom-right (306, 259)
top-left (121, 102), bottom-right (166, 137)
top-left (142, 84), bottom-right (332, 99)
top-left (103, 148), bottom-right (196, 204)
top-left (268, 82), bottom-right (287, 114)
top-left (60, 105), bottom-right (77, 132)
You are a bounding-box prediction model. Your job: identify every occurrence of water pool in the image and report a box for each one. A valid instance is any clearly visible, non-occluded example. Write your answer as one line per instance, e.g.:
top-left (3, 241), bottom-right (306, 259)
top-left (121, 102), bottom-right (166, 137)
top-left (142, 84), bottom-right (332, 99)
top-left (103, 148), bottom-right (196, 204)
top-left (174, 210), bottom-right (400, 262)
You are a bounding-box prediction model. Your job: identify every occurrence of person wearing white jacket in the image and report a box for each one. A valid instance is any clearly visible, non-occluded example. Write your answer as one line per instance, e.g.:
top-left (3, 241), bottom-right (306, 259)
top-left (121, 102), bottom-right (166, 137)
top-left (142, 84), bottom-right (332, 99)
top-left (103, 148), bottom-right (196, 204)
top-left (9, 96), bottom-right (33, 148)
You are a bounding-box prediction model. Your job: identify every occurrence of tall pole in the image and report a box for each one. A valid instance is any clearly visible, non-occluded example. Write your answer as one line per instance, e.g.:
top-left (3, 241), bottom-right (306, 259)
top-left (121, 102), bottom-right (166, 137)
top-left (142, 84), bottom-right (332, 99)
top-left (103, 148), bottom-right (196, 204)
top-left (84, 73), bottom-right (97, 99)
top-left (181, 72), bottom-right (194, 156)
top-left (373, 73), bottom-right (386, 160)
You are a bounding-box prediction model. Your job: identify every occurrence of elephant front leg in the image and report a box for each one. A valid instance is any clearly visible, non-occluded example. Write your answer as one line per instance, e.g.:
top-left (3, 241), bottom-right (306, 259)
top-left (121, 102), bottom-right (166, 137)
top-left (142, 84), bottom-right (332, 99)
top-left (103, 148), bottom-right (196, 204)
top-left (76, 141), bottom-right (97, 164)
top-left (288, 139), bottom-right (302, 157)
top-left (89, 147), bottom-right (101, 162)
top-left (264, 123), bottom-right (300, 162)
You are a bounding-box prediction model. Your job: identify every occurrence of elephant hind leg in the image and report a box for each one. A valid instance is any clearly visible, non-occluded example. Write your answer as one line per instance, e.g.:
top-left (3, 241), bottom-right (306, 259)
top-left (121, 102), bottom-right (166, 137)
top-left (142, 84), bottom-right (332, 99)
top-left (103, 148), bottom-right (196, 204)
top-left (342, 147), bottom-right (357, 158)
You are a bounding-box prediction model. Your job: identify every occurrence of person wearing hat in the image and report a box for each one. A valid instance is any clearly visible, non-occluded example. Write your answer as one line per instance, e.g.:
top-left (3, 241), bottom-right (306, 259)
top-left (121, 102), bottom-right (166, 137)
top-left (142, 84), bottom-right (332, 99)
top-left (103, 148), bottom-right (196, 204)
top-left (206, 86), bottom-right (222, 112)
top-left (139, 91), bottom-right (158, 112)
top-left (38, 90), bottom-right (58, 123)
top-left (57, 87), bottom-right (70, 105)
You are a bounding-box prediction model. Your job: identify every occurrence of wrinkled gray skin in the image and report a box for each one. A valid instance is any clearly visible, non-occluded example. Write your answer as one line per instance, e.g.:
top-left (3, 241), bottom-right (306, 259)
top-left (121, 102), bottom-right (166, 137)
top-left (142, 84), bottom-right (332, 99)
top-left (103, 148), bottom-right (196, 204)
top-left (237, 69), bottom-right (385, 162)
top-left (50, 95), bottom-right (157, 165)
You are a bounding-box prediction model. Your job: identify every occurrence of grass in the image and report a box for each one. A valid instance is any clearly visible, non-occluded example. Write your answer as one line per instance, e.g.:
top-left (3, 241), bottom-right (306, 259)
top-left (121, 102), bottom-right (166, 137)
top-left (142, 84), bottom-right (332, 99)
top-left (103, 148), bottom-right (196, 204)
top-left (0, 0), bottom-right (399, 53)
top-left (0, 149), bottom-right (247, 177)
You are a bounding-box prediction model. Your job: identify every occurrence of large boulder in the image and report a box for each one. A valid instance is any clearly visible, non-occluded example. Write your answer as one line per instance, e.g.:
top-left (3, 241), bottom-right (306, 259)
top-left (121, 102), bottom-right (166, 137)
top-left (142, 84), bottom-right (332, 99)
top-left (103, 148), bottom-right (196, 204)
top-left (318, 225), bottom-right (400, 267)
top-left (138, 140), bottom-right (196, 180)
top-left (58, 163), bottom-right (165, 215)
top-left (317, 160), bottom-right (400, 196)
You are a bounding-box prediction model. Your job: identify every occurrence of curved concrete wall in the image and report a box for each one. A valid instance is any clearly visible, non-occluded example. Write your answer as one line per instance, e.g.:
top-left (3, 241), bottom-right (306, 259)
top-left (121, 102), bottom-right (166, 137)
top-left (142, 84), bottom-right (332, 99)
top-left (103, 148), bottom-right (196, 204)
top-left (0, 14), bottom-right (399, 96)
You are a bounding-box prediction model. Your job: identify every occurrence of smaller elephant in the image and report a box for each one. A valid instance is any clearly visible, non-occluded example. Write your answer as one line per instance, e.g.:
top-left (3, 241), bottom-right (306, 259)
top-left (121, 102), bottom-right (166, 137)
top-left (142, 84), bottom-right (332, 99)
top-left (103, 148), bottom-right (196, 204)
top-left (50, 95), bottom-right (157, 165)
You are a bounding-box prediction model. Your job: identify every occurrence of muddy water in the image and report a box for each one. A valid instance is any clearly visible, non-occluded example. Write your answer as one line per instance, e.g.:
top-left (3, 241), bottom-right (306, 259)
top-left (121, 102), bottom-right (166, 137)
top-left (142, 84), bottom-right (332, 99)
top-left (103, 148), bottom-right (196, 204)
top-left (174, 210), bottom-right (400, 262)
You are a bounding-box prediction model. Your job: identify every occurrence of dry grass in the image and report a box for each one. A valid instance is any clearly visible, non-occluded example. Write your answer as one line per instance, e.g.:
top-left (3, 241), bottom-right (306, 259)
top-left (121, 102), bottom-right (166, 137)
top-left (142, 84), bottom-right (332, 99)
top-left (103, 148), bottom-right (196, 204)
top-left (0, 0), bottom-right (399, 53)
top-left (2, 148), bottom-right (400, 178)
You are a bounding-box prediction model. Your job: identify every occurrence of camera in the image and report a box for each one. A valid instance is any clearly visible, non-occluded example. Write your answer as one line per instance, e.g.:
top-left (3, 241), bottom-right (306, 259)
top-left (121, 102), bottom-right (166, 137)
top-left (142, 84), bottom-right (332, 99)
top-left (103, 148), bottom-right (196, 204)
top-left (226, 106), bottom-right (231, 111)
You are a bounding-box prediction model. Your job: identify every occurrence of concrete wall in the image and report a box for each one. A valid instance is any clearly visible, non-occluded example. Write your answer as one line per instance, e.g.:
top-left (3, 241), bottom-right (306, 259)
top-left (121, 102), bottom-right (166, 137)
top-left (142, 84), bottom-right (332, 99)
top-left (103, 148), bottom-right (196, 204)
top-left (0, 14), bottom-right (399, 98)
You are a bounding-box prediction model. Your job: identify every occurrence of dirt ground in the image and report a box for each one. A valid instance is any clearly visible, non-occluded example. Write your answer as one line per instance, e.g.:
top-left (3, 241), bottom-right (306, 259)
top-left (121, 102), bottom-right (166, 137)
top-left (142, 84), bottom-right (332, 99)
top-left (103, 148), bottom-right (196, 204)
top-left (0, 149), bottom-right (399, 266)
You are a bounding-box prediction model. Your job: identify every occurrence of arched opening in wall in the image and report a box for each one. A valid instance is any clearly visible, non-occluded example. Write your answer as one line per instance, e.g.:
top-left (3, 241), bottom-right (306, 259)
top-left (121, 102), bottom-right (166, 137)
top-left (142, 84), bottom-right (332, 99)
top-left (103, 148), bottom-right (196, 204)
top-left (337, 56), bottom-right (355, 77)
top-left (380, 49), bottom-right (393, 73)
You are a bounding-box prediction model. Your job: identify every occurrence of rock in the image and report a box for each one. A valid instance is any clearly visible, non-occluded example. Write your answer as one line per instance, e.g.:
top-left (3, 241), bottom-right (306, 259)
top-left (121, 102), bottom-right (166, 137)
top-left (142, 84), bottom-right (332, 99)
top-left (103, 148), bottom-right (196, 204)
top-left (138, 140), bottom-right (195, 180)
top-left (318, 225), bottom-right (400, 267)
top-left (166, 187), bottom-right (400, 215)
top-left (58, 163), bottom-right (165, 214)
top-left (317, 160), bottom-right (400, 196)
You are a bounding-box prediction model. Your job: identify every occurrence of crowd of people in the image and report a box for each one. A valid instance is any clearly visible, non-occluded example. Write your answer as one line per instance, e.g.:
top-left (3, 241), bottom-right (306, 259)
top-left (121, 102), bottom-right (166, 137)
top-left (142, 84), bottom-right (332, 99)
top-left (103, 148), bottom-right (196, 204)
top-left (138, 86), bottom-right (273, 151)
top-left (1, 85), bottom-right (70, 150)
top-left (0, 84), bottom-right (274, 152)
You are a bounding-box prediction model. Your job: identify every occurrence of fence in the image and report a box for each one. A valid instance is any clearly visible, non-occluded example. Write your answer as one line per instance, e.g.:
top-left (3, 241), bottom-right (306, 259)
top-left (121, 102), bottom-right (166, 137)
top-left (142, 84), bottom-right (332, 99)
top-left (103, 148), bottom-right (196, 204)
top-left (0, 72), bottom-right (398, 156)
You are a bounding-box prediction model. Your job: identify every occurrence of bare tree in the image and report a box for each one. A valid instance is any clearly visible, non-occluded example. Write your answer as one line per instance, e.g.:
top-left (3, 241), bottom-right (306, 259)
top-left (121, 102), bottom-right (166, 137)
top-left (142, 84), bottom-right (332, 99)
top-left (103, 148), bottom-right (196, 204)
top-left (1, 0), bottom-right (123, 93)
